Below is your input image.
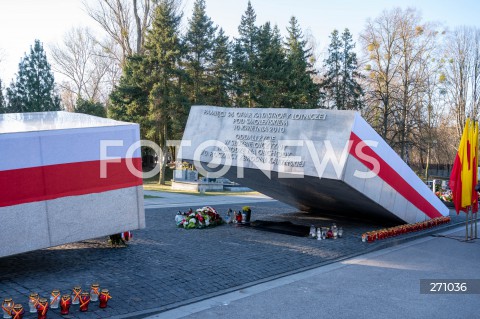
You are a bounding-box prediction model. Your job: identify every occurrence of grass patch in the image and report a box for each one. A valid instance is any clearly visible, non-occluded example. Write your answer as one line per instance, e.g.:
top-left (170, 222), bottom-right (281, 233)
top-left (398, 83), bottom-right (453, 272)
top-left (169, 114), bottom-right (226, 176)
top-left (144, 194), bottom-right (162, 199)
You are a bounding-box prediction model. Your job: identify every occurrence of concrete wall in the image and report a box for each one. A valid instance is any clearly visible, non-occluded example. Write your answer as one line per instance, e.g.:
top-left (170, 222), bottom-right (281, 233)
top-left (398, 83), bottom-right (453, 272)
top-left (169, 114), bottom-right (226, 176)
top-left (0, 186), bottom-right (144, 257)
top-left (0, 112), bottom-right (145, 257)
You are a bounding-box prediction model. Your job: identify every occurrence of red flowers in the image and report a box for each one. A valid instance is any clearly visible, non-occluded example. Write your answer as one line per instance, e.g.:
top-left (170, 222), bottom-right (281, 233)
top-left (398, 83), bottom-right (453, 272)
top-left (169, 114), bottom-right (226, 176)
top-left (361, 216), bottom-right (451, 243)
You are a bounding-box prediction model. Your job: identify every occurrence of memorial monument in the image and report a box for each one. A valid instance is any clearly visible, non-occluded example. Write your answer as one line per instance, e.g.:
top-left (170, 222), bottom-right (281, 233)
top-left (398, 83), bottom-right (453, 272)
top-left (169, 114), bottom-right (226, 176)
top-left (0, 112), bottom-right (145, 257)
top-left (179, 106), bottom-right (449, 223)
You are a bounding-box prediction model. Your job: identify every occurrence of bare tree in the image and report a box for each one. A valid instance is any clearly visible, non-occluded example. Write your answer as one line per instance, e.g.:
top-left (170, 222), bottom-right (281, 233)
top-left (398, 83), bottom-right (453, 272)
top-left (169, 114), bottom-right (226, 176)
top-left (393, 9), bottom-right (439, 161)
top-left (360, 8), bottom-right (403, 143)
top-left (83, 0), bottom-right (154, 66)
top-left (442, 27), bottom-right (480, 137)
top-left (50, 27), bottom-right (117, 107)
top-left (471, 29), bottom-right (480, 122)
top-left (415, 48), bottom-right (450, 179)
top-left (361, 8), bottom-right (442, 166)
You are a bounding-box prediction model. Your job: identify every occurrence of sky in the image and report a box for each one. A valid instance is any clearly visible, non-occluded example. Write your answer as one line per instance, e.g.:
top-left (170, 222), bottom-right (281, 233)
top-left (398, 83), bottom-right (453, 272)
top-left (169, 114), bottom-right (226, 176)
top-left (1, 0), bottom-right (480, 84)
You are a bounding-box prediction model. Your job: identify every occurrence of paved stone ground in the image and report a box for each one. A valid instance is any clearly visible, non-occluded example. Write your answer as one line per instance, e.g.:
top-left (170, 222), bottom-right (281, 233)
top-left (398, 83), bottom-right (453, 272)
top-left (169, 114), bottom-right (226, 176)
top-left (0, 201), bottom-right (469, 319)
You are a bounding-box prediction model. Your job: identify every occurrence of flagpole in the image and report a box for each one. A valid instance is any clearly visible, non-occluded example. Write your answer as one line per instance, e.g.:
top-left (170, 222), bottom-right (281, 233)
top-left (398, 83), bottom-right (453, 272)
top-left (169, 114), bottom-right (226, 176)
top-left (466, 211), bottom-right (468, 241)
top-left (470, 210), bottom-right (474, 240)
top-left (475, 212), bottom-right (478, 239)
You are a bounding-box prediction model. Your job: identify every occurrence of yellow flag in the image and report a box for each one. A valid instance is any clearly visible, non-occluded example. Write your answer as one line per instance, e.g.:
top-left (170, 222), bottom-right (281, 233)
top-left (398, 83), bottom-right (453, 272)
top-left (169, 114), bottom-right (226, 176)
top-left (472, 120), bottom-right (479, 212)
top-left (461, 118), bottom-right (473, 208)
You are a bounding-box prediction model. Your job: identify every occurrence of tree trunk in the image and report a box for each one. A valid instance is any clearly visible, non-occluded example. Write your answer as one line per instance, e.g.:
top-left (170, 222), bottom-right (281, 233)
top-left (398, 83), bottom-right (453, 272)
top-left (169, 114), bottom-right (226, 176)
top-left (158, 144), bottom-right (168, 185)
top-left (133, 0), bottom-right (142, 54)
top-left (158, 121), bottom-right (168, 185)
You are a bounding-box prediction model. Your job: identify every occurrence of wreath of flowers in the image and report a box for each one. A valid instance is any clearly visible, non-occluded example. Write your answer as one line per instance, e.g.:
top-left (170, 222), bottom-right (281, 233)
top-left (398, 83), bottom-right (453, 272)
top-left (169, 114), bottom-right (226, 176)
top-left (175, 206), bottom-right (224, 229)
top-left (435, 190), bottom-right (453, 202)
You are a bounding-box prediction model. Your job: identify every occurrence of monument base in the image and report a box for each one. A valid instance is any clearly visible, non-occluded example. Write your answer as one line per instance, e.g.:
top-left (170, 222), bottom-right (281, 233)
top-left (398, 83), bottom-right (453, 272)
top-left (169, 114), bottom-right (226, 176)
top-left (217, 166), bottom-right (404, 224)
top-left (171, 180), bottom-right (223, 192)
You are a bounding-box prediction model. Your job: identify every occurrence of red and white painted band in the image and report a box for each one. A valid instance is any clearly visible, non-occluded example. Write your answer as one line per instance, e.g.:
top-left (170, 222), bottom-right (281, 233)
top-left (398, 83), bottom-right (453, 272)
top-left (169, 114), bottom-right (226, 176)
top-left (0, 125), bottom-right (141, 171)
top-left (349, 131), bottom-right (443, 219)
top-left (0, 158), bottom-right (142, 208)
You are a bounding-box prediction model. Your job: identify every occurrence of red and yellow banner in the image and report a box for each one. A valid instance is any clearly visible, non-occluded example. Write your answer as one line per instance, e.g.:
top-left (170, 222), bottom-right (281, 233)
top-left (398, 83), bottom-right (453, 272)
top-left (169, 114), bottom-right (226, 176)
top-left (449, 118), bottom-right (479, 214)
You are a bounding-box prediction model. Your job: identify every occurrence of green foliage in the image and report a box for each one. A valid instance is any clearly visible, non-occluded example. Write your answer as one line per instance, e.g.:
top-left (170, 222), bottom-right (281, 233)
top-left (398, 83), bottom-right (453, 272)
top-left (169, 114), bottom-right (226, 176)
top-left (285, 17), bottom-right (320, 108)
top-left (6, 40), bottom-right (61, 113)
top-left (321, 29), bottom-right (363, 110)
top-left (232, 0), bottom-right (259, 107)
top-left (74, 98), bottom-right (106, 117)
top-left (109, 0), bottom-right (188, 146)
top-left (109, 0), bottom-right (324, 144)
top-left (143, 0), bottom-right (189, 145)
top-left (255, 23), bottom-right (289, 107)
top-left (210, 28), bottom-right (233, 106)
top-left (0, 79), bottom-right (5, 113)
top-left (232, 3), bottom-right (316, 108)
top-left (322, 29), bottom-right (342, 108)
top-left (340, 29), bottom-right (364, 110)
top-left (109, 55), bottom-right (150, 139)
top-left (184, 0), bottom-right (218, 105)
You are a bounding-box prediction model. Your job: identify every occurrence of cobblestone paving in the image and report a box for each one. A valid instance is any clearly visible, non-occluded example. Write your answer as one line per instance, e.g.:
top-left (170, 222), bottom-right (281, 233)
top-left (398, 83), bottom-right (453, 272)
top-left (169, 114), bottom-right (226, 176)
top-left (0, 201), bottom-right (466, 319)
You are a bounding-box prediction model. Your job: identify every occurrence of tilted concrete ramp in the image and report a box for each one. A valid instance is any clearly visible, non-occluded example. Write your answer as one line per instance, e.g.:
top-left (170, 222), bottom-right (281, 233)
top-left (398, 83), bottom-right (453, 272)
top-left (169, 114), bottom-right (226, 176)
top-left (179, 106), bottom-right (448, 223)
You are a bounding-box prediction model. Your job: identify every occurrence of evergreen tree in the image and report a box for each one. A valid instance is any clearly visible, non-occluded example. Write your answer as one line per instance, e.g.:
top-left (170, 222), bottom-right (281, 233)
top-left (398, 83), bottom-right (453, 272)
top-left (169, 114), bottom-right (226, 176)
top-left (322, 29), bottom-right (363, 110)
top-left (0, 79), bottom-right (5, 113)
top-left (74, 97), bottom-right (106, 117)
top-left (341, 29), bottom-right (363, 110)
top-left (232, 1), bottom-right (259, 107)
top-left (184, 0), bottom-right (217, 104)
top-left (285, 17), bottom-right (320, 108)
top-left (6, 40), bottom-right (61, 112)
top-left (256, 23), bottom-right (289, 107)
top-left (143, 0), bottom-right (188, 184)
top-left (109, 55), bottom-right (150, 139)
top-left (321, 29), bottom-right (343, 109)
top-left (210, 28), bottom-right (232, 106)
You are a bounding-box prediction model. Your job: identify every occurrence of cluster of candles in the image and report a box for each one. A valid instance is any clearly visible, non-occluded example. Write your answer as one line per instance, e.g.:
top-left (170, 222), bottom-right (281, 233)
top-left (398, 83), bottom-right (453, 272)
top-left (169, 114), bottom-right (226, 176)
top-left (1, 284), bottom-right (112, 319)
top-left (309, 223), bottom-right (343, 240)
top-left (361, 216), bottom-right (451, 243)
top-left (224, 208), bottom-right (250, 224)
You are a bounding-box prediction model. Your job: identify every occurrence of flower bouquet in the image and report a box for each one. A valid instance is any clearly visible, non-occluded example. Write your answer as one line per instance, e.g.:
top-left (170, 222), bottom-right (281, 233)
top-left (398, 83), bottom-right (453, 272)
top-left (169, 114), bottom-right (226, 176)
top-left (175, 206), bottom-right (224, 229)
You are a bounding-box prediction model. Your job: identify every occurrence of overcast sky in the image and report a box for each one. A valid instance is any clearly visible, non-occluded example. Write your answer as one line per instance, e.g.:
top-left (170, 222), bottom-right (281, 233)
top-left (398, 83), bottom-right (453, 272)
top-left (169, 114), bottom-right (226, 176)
top-left (1, 0), bottom-right (479, 83)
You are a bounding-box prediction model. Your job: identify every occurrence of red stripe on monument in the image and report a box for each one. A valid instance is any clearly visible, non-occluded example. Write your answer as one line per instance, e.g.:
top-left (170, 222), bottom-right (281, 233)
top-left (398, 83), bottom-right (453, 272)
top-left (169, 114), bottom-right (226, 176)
top-left (349, 132), bottom-right (442, 219)
top-left (0, 158), bottom-right (142, 208)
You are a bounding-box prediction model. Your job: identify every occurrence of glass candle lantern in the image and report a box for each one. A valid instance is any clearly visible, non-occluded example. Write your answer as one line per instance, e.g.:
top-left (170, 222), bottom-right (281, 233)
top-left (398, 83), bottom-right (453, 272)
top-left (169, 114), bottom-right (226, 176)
top-left (71, 286), bottom-right (82, 305)
top-left (338, 227), bottom-right (343, 238)
top-left (225, 210), bottom-right (232, 224)
top-left (28, 293), bottom-right (39, 313)
top-left (2, 298), bottom-right (14, 319)
top-left (90, 284), bottom-right (100, 302)
top-left (36, 298), bottom-right (48, 319)
top-left (98, 289), bottom-right (111, 308)
top-left (60, 295), bottom-right (71, 315)
top-left (10, 304), bottom-right (24, 319)
top-left (232, 211), bottom-right (238, 223)
top-left (309, 225), bottom-right (316, 238)
top-left (331, 224), bottom-right (338, 239)
top-left (49, 290), bottom-right (60, 309)
top-left (235, 211), bottom-right (242, 223)
top-left (79, 292), bottom-right (90, 312)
